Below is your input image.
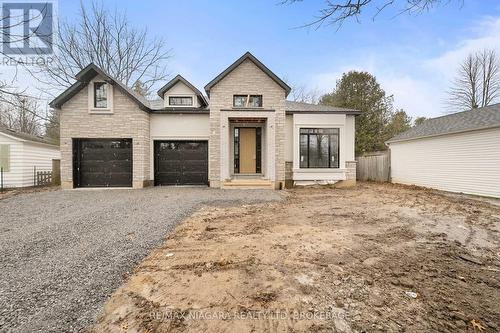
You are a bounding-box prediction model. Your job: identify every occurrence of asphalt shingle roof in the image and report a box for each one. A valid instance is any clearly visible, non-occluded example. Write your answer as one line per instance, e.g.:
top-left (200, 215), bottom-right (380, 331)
top-left (285, 100), bottom-right (360, 114)
top-left (387, 103), bottom-right (500, 143)
top-left (148, 99), bottom-right (164, 110)
top-left (0, 126), bottom-right (58, 146)
top-left (50, 63), bottom-right (360, 115)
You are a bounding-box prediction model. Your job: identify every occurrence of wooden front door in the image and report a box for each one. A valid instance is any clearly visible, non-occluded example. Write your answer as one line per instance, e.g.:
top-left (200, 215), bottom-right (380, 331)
top-left (239, 128), bottom-right (256, 173)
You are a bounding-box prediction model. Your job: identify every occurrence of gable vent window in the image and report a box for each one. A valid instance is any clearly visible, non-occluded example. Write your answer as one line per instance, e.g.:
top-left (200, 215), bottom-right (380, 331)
top-left (94, 82), bottom-right (108, 108)
top-left (233, 95), bottom-right (262, 108)
top-left (169, 96), bottom-right (193, 106)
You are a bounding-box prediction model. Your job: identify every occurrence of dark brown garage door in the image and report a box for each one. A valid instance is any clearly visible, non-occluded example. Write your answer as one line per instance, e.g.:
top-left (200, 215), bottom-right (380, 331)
top-left (73, 139), bottom-right (132, 188)
top-left (154, 141), bottom-right (208, 185)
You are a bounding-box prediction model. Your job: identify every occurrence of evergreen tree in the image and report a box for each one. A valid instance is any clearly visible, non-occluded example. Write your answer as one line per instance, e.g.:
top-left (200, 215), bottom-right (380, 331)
top-left (319, 71), bottom-right (393, 155)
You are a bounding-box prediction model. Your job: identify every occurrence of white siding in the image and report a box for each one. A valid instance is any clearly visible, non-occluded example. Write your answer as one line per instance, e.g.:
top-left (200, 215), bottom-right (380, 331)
top-left (389, 127), bottom-right (500, 198)
top-left (20, 142), bottom-right (61, 187)
top-left (0, 132), bottom-right (60, 188)
top-left (0, 134), bottom-right (24, 187)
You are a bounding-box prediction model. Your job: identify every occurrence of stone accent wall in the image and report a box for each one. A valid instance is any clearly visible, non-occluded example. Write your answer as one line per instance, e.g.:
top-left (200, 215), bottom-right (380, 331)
top-left (59, 84), bottom-right (150, 189)
top-left (346, 160), bottom-right (357, 181)
top-left (335, 160), bottom-right (357, 187)
top-left (208, 59), bottom-right (286, 189)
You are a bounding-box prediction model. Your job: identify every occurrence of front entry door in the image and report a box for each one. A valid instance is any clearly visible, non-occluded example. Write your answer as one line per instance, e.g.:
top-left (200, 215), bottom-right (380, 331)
top-left (239, 128), bottom-right (256, 173)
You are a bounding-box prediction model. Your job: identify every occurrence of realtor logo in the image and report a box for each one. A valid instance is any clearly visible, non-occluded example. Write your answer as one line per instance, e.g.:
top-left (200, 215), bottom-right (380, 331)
top-left (1, 1), bottom-right (55, 55)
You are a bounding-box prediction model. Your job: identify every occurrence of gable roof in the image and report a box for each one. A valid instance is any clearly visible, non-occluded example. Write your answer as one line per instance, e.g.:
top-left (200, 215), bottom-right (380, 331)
top-left (0, 126), bottom-right (59, 146)
top-left (204, 52), bottom-right (291, 97)
top-left (285, 101), bottom-right (361, 115)
top-left (386, 103), bottom-right (500, 144)
top-left (49, 63), bottom-right (150, 110)
top-left (157, 74), bottom-right (208, 107)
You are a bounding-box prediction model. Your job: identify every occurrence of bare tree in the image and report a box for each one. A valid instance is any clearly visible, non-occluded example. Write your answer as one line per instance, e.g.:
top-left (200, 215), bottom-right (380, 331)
top-left (282, 77), bottom-right (320, 104)
top-left (0, 3), bottom-right (54, 123)
top-left (281, 0), bottom-right (460, 28)
top-left (448, 49), bottom-right (500, 111)
top-left (0, 95), bottom-right (43, 135)
top-left (33, 1), bottom-right (171, 96)
top-left (289, 84), bottom-right (321, 104)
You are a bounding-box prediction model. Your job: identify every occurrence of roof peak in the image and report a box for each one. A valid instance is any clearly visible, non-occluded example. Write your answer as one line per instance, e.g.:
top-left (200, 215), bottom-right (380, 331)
top-left (204, 52), bottom-right (291, 97)
top-left (50, 62), bottom-right (150, 110)
top-left (156, 74), bottom-right (208, 107)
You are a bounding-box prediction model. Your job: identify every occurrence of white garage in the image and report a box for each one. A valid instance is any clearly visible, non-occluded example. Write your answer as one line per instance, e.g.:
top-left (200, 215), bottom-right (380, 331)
top-left (0, 127), bottom-right (60, 188)
top-left (386, 104), bottom-right (500, 198)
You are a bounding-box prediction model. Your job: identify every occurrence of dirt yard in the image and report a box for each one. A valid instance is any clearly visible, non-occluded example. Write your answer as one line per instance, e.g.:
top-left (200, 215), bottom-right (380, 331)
top-left (88, 183), bottom-right (500, 333)
top-left (0, 185), bottom-right (59, 200)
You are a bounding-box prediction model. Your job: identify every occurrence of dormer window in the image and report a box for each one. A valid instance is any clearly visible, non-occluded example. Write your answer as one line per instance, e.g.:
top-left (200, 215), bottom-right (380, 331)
top-left (169, 96), bottom-right (193, 106)
top-left (233, 94), bottom-right (262, 108)
top-left (94, 82), bottom-right (108, 108)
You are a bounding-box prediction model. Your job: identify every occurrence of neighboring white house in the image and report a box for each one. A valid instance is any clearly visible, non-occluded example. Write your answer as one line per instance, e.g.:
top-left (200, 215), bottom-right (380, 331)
top-left (386, 104), bottom-right (500, 198)
top-left (0, 127), bottom-right (61, 188)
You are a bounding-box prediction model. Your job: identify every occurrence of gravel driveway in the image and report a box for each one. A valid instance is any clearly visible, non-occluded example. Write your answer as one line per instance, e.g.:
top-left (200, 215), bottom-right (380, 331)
top-left (0, 187), bottom-right (281, 332)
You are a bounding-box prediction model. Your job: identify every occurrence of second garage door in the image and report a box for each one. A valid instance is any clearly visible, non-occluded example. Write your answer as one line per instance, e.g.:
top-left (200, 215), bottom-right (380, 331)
top-left (154, 141), bottom-right (208, 185)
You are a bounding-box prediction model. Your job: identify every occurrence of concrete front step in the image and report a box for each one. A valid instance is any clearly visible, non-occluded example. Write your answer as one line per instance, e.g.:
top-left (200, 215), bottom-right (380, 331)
top-left (222, 179), bottom-right (275, 189)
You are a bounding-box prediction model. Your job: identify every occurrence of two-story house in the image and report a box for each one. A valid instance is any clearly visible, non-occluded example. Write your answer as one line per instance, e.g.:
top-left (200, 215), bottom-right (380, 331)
top-left (50, 52), bottom-right (360, 189)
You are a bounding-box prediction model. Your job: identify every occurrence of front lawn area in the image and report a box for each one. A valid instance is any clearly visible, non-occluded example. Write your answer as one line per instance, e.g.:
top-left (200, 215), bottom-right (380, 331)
top-left (89, 183), bottom-right (500, 333)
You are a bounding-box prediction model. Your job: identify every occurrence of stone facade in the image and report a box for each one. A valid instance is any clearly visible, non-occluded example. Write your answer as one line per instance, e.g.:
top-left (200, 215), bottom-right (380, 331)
top-left (59, 80), bottom-right (150, 189)
top-left (208, 59), bottom-right (286, 189)
top-left (334, 160), bottom-right (357, 187)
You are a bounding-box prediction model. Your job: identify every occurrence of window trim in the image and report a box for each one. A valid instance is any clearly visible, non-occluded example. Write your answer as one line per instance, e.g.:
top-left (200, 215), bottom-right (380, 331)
top-left (88, 79), bottom-right (113, 113)
top-left (233, 94), bottom-right (263, 108)
top-left (168, 96), bottom-right (194, 106)
top-left (299, 127), bottom-right (340, 169)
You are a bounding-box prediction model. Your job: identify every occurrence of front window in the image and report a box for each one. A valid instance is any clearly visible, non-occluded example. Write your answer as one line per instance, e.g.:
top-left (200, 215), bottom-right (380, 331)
top-left (233, 94), bottom-right (263, 107)
top-left (94, 82), bottom-right (108, 108)
top-left (300, 128), bottom-right (339, 168)
top-left (169, 96), bottom-right (193, 106)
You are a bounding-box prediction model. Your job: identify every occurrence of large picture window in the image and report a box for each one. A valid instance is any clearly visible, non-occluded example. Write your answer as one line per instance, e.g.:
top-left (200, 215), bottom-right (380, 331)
top-left (299, 128), bottom-right (339, 168)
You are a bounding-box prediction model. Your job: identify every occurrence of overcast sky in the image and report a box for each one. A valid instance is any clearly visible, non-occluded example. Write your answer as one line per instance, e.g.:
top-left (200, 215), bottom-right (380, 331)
top-left (4, 0), bottom-right (500, 118)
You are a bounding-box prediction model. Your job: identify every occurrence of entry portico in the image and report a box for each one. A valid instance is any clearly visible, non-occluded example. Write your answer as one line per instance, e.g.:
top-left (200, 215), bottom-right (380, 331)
top-left (222, 112), bottom-right (275, 188)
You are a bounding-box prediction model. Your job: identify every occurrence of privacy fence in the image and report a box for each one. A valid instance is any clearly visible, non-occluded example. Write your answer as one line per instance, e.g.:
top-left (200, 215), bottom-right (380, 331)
top-left (356, 150), bottom-right (390, 182)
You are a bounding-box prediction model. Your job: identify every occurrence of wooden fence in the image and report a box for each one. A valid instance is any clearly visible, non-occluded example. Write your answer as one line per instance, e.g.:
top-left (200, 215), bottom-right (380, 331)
top-left (36, 170), bottom-right (52, 186)
top-left (356, 151), bottom-right (390, 182)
